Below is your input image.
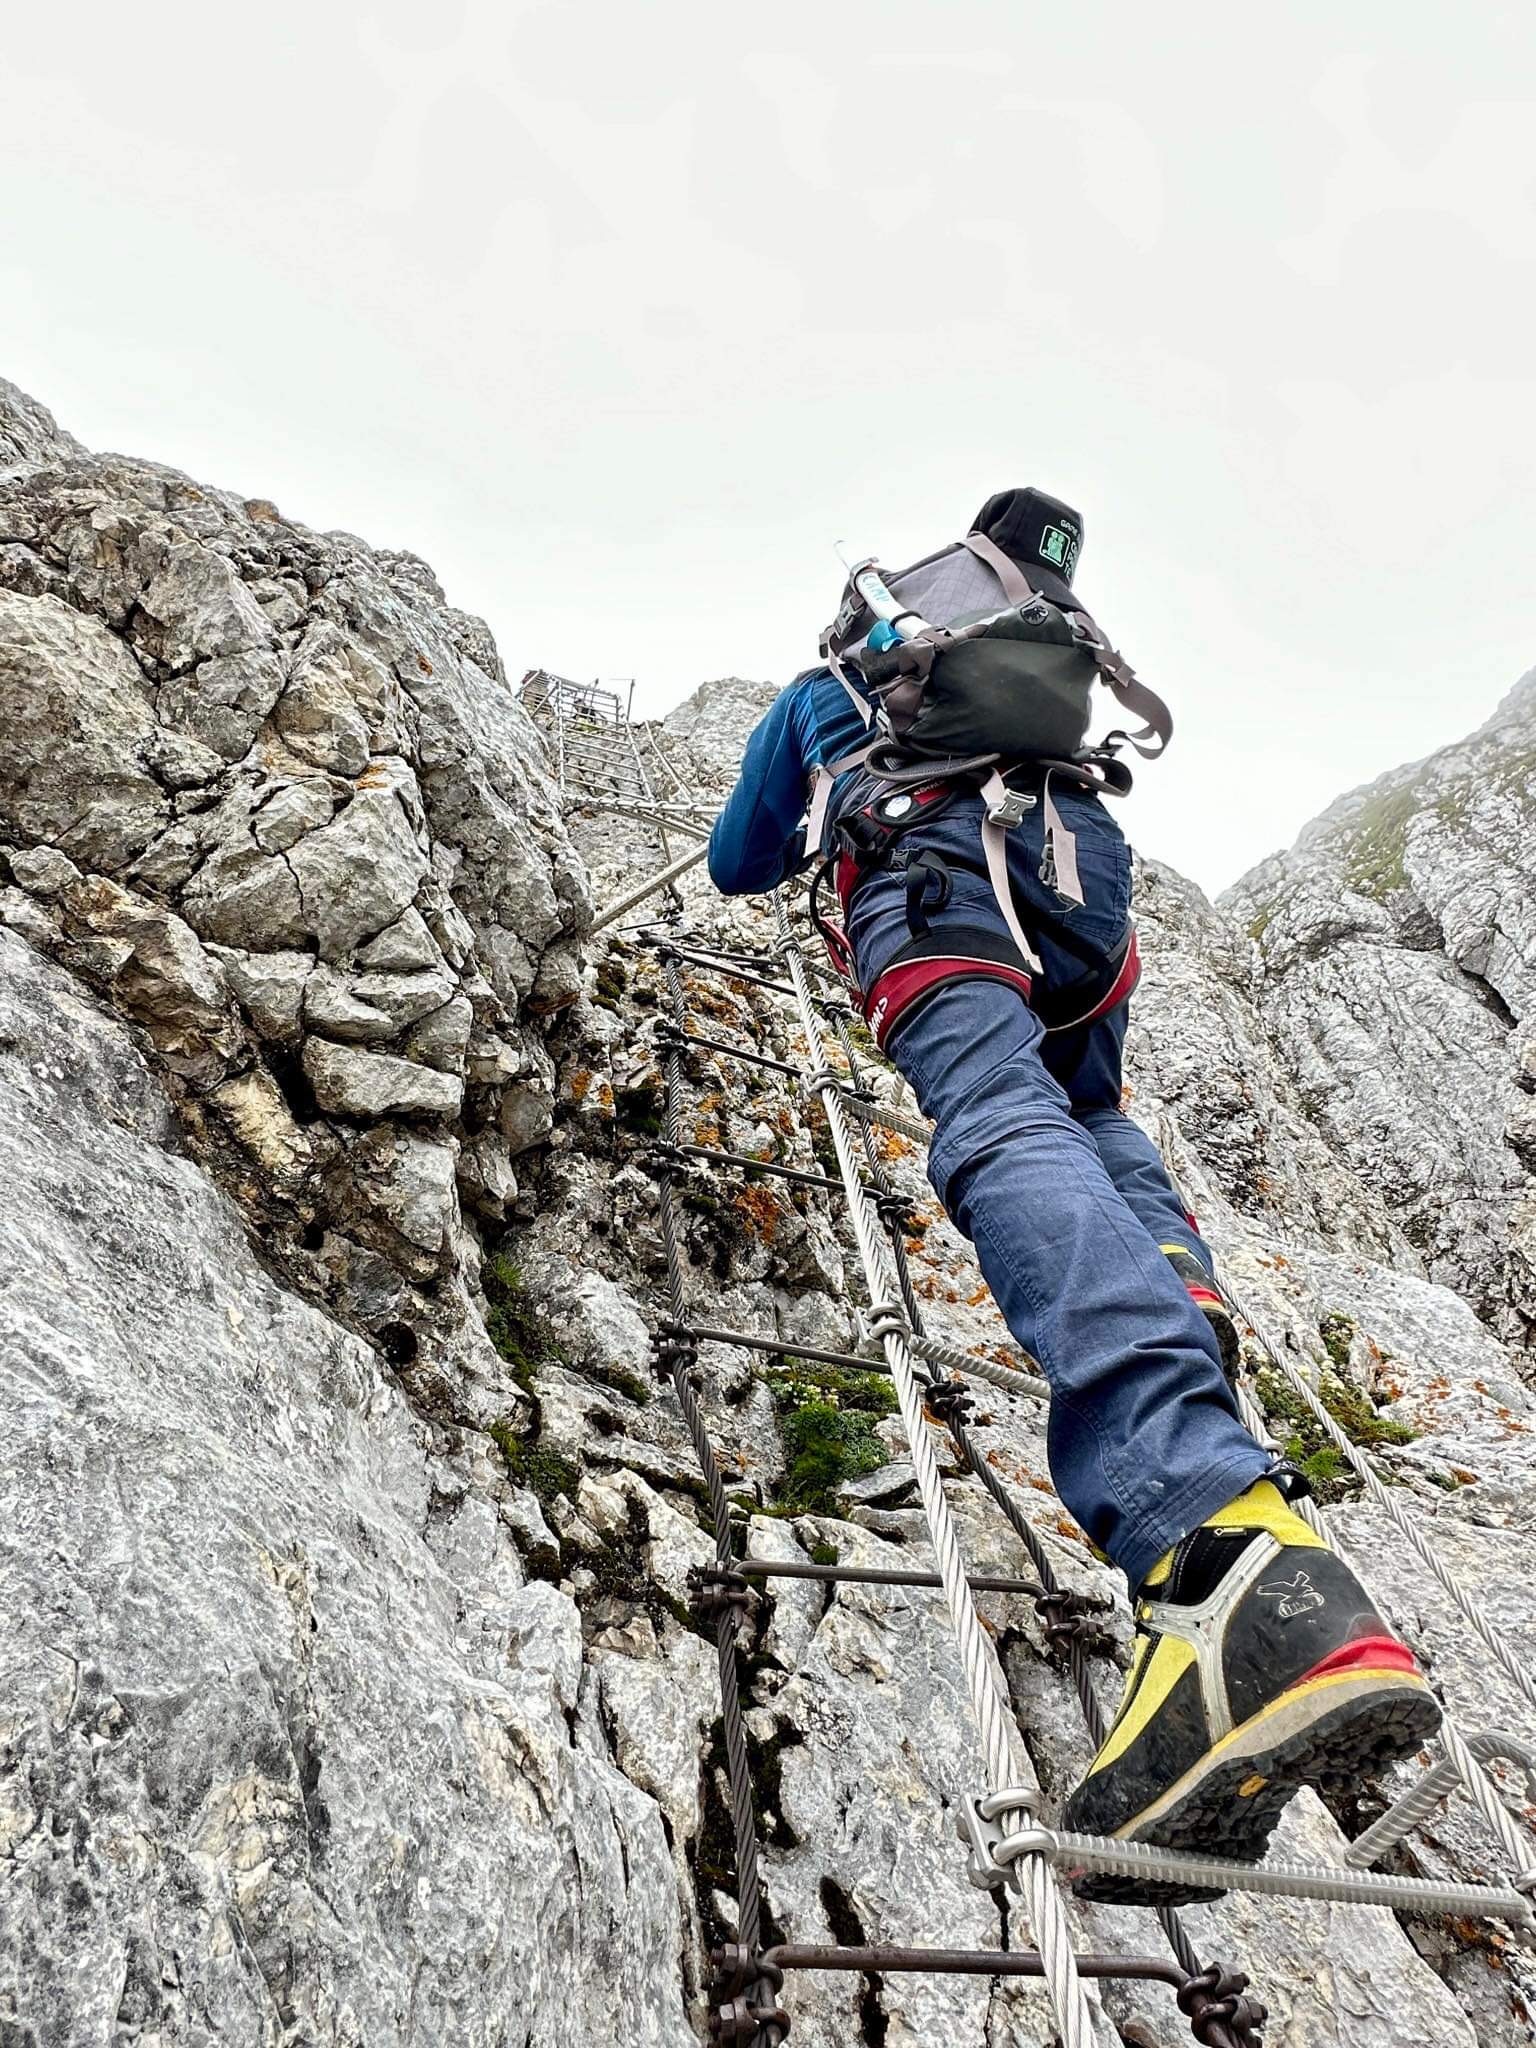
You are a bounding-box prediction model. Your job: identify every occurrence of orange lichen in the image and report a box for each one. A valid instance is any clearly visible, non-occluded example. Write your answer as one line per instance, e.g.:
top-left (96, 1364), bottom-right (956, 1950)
top-left (732, 1184), bottom-right (782, 1242)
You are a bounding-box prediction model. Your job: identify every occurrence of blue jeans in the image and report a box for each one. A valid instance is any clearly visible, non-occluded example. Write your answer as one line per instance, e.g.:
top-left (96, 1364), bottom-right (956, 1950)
top-left (845, 785), bottom-right (1268, 1586)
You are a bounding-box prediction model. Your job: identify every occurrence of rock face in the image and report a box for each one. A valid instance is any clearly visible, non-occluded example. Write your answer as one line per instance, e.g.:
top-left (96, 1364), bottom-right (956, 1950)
top-left (1226, 673), bottom-right (1536, 1340)
top-left (3, 378), bottom-right (1535, 2048)
top-left (0, 379), bottom-right (590, 1421)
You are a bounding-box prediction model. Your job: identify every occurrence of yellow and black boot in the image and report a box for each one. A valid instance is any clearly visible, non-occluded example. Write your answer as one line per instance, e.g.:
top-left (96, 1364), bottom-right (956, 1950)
top-left (1061, 1478), bottom-right (1440, 1905)
top-left (1161, 1242), bottom-right (1242, 1377)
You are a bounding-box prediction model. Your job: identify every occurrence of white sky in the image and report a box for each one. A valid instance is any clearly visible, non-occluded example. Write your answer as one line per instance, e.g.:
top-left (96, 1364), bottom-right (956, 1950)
top-left (3, 1), bottom-right (1534, 894)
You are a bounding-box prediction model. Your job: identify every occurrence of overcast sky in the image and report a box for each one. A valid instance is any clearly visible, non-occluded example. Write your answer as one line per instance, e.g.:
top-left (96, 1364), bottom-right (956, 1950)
top-left (4, 2), bottom-right (1533, 893)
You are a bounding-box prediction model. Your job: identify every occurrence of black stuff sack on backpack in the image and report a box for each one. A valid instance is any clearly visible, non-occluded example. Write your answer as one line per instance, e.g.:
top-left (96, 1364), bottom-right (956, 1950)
top-left (824, 487), bottom-right (1119, 766)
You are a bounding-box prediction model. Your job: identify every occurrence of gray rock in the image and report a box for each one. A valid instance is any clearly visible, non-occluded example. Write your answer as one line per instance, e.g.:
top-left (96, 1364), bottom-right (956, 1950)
top-left (0, 591), bottom-right (167, 871)
top-left (356, 906), bottom-right (446, 973)
top-left (138, 540), bottom-right (272, 669)
top-left (251, 776), bottom-right (337, 853)
top-left (211, 945), bottom-right (312, 1043)
top-left (6, 844), bottom-right (81, 898)
top-left (305, 963), bottom-right (458, 1042)
top-left (0, 377), bottom-right (84, 465)
top-left (287, 767), bottom-right (430, 959)
top-left (156, 647), bottom-right (286, 763)
top-left (8, 372), bottom-right (1536, 2048)
top-left (0, 931), bottom-right (684, 2048)
top-left (404, 993), bottom-right (474, 1071)
top-left (837, 1459), bottom-right (916, 1507)
top-left (301, 1036), bottom-right (463, 1119)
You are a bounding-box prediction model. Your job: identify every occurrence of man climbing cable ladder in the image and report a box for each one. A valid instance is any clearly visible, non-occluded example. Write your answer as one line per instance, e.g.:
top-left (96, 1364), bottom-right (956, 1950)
top-left (707, 488), bottom-right (1440, 1904)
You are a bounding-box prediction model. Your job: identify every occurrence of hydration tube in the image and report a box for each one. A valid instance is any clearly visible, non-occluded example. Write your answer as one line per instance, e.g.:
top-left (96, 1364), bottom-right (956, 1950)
top-left (839, 551), bottom-right (937, 645)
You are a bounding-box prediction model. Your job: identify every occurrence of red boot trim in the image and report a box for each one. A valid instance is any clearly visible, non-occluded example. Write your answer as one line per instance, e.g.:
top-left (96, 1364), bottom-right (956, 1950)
top-left (1289, 1635), bottom-right (1420, 1688)
top-left (1186, 1285), bottom-right (1223, 1309)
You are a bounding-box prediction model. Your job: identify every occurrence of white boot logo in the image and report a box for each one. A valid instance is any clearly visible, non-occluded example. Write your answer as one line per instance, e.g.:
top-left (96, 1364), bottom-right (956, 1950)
top-left (1258, 1570), bottom-right (1326, 1621)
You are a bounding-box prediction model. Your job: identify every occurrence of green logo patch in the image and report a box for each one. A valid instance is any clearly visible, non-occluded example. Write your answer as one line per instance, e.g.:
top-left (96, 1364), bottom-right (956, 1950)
top-left (1040, 523), bottom-right (1079, 575)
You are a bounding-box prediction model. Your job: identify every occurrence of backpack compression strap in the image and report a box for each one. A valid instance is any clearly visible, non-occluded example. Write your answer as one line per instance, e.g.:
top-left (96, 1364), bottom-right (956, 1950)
top-left (965, 527), bottom-right (1173, 761)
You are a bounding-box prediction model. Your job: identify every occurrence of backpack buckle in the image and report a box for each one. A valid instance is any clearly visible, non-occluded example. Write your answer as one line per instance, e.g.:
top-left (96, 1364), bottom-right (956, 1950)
top-left (984, 786), bottom-right (1036, 830)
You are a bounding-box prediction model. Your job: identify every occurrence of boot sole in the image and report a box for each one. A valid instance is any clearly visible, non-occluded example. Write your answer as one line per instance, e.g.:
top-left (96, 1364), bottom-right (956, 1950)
top-left (1069, 1669), bottom-right (1441, 1907)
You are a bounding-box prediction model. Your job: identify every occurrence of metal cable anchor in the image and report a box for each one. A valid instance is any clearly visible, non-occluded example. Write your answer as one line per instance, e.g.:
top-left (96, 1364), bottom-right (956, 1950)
top-left (1034, 1587), bottom-right (1117, 1660)
top-left (923, 1376), bottom-right (976, 1426)
top-left (1177, 1964), bottom-right (1267, 2048)
top-left (689, 1564), bottom-right (757, 1625)
top-left (957, 1786), bottom-right (1042, 1891)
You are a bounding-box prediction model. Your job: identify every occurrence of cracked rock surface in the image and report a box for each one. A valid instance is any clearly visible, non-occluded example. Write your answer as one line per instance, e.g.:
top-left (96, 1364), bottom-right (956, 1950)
top-left (3, 382), bottom-right (1536, 2047)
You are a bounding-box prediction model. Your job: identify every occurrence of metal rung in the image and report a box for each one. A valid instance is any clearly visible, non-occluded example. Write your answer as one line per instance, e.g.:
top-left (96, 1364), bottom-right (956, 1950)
top-left (667, 950), bottom-right (800, 999)
top-left (664, 1027), bottom-right (802, 1077)
top-left (739, 1557), bottom-right (1048, 1598)
top-left (764, 1942), bottom-right (1186, 1988)
top-left (674, 1321), bottom-right (894, 1375)
top-left (962, 1800), bottom-right (1536, 1923)
top-left (670, 1141), bottom-right (853, 1196)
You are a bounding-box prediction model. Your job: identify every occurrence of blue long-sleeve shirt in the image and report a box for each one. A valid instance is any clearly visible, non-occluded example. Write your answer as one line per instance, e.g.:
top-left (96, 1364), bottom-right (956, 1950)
top-left (708, 670), bottom-right (872, 894)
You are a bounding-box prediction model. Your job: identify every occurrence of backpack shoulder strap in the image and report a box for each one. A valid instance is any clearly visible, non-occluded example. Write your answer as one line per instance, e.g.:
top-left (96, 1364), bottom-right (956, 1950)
top-left (961, 529), bottom-right (1038, 604)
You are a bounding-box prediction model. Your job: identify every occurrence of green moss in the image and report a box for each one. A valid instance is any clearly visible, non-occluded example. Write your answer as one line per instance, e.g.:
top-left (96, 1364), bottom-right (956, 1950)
top-left (481, 1253), bottom-right (569, 1393)
top-left (1319, 1310), bottom-right (1355, 1374)
top-left (766, 1357), bottom-right (896, 1515)
top-left (1247, 904), bottom-right (1274, 946)
top-left (809, 1542), bottom-right (840, 1567)
top-left (1339, 785), bottom-right (1420, 901)
top-left (489, 1421), bottom-right (579, 1514)
top-left (587, 1361), bottom-right (653, 1406)
top-left (1253, 1359), bottom-right (1416, 1505)
top-left (1423, 1467), bottom-right (1469, 1493)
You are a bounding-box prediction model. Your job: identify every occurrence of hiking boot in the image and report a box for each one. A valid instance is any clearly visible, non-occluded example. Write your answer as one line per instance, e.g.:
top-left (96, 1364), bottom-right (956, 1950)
top-left (1061, 1478), bottom-right (1440, 1905)
top-left (1161, 1242), bottom-right (1241, 1377)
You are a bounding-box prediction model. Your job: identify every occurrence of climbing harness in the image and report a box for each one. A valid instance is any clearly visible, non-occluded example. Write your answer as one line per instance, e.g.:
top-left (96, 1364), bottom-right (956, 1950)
top-left (547, 688), bottom-right (1536, 2048)
top-left (806, 771), bottom-right (1141, 1054)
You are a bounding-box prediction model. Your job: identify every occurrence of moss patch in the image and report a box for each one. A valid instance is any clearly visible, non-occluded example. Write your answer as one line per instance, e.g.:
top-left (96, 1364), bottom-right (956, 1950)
top-left (767, 1357), bottom-right (897, 1515)
top-left (1339, 784), bottom-right (1421, 901)
top-left (482, 1254), bottom-right (569, 1394)
top-left (614, 1077), bottom-right (665, 1136)
top-left (1254, 1360), bottom-right (1416, 1504)
top-left (489, 1420), bottom-right (579, 1515)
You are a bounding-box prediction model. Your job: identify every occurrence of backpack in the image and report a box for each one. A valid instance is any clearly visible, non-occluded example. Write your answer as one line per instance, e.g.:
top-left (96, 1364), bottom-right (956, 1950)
top-left (802, 491), bottom-right (1173, 978)
top-left (818, 489), bottom-right (1170, 783)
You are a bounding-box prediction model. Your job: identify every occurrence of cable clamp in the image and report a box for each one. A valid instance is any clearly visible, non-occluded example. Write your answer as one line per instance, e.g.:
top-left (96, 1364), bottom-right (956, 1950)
top-left (649, 1320), bottom-right (701, 1383)
top-left (872, 1187), bottom-right (917, 1232)
top-left (709, 1992), bottom-right (789, 2044)
top-left (1034, 1587), bottom-right (1117, 1659)
top-left (957, 1788), bottom-right (1043, 1889)
top-left (858, 1302), bottom-right (910, 1346)
top-left (922, 1376), bottom-right (975, 1427)
top-left (801, 1064), bottom-right (847, 1097)
top-left (688, 1564), bottom-right (756, 1624)
top-left (1177, 1964), bottom-right (1267, 2048)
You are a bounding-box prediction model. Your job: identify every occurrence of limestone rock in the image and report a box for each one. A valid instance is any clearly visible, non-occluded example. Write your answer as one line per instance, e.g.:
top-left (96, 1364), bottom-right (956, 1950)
top-left (301, 1036), bottom-right (463, 1120)
top-left (7, 375), bottom-right (1536, 2048)
top-left (0, 591), bottom-right (167, 871)
top-left (0, 931), bottom-right (684, 2047)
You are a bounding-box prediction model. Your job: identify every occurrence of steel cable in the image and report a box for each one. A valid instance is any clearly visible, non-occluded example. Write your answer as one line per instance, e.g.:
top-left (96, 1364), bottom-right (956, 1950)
top-left (774, 895), bottom-right (1114, 2048)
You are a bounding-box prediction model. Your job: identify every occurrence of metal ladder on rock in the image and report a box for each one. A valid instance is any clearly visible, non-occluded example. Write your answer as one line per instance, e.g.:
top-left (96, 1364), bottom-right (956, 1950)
top-left (534, 687), bottom-right (1536, 2048)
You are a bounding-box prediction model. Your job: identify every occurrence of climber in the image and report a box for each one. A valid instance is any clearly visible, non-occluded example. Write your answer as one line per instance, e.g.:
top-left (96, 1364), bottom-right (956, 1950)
top-left (707, 489), bottom-right (1439, 1902)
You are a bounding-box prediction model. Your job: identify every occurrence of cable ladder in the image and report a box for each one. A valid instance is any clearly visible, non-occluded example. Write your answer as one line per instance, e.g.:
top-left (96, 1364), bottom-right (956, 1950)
top-left (535, 694), bottom-right (1536, 2048)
